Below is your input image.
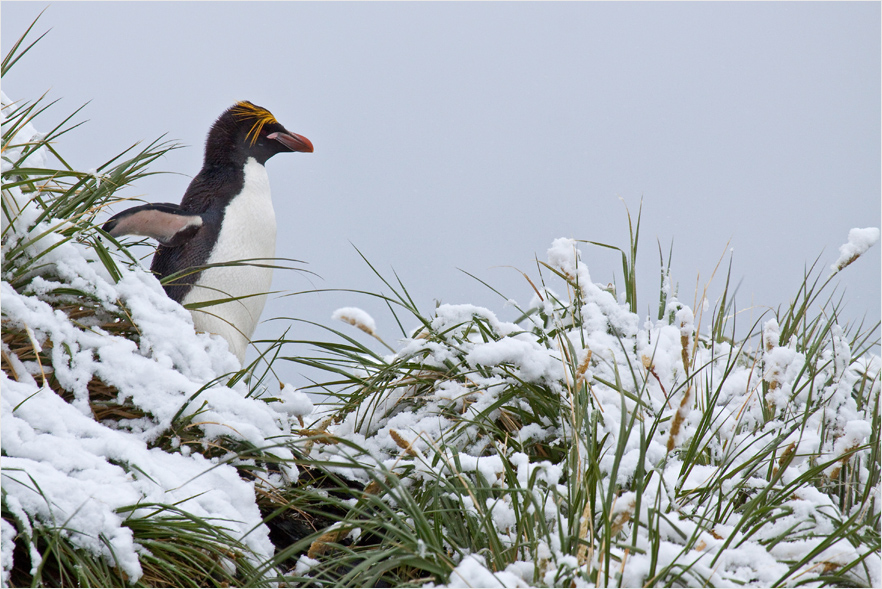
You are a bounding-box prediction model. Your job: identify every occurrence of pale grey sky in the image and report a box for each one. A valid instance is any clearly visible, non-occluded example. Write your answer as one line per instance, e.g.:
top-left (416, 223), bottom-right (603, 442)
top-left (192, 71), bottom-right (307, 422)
top-left (3, 2), bottom-right (880, 385)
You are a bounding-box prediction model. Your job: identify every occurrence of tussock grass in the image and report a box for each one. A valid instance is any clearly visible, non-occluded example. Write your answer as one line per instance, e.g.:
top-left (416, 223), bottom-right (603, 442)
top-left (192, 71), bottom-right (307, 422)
top-left (260, 217), bottom-right (878, 586)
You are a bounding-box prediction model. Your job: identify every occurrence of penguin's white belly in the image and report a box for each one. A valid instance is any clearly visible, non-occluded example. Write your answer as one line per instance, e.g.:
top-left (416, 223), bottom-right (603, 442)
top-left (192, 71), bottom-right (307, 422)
top-left (182, 158), bottom-right (276, 362)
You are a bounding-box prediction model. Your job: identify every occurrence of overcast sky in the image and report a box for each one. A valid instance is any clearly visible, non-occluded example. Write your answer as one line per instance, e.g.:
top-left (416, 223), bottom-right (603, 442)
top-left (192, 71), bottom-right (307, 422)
top-left (3, 2), bottom-right (880, 386)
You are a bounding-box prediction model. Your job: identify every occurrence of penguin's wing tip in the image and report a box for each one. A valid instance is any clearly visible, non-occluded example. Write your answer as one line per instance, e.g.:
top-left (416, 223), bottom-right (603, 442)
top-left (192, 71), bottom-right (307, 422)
top-left (103, 204), bottom-right (203, 247)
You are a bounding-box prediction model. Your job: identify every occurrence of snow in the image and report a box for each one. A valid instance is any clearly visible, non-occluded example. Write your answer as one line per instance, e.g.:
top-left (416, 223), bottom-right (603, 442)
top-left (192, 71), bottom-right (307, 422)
top-left (269, 382), bottom-right (315, 419)
top-left (2, 378), bottom-right (278, 580)
top-left (0, 521), bottom-right (15, 587)
top-left (466, 336), bottom-right (562, 384)
top-left (547, 237), bottom-right (590, 287)
top-left (333, 306), bottom-right (377, 335)
top-left (429, 554), bottom-right (531, 588)
top-left (830, 227), bottom-right (880, 274)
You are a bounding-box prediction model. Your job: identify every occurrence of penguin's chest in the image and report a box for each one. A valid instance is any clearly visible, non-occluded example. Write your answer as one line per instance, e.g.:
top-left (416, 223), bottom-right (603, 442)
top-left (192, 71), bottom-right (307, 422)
top-left (182, 158), bottom-right (277, 360)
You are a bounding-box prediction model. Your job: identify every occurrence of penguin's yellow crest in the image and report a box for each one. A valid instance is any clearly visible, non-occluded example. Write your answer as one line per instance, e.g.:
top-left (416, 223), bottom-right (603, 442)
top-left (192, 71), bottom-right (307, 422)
top-left (232, 101), bottom-right (279, 146)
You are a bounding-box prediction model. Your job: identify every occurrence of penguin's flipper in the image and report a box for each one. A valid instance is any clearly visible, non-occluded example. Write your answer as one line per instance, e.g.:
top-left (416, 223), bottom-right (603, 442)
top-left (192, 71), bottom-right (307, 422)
top-left (103, 203), bottom-right (204, 247)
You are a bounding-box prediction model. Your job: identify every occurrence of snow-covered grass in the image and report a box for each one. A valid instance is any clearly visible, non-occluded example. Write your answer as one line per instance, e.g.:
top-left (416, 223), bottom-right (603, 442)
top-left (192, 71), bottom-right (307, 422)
top-left (3, 18), bottom-right (880, 588)
top-left (277, 231), bottom-right (880, 587)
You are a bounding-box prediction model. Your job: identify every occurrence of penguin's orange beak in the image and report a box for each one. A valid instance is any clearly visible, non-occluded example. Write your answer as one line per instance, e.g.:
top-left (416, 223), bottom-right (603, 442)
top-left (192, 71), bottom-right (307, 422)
top-left (268, 131), bottom-right (313, 153)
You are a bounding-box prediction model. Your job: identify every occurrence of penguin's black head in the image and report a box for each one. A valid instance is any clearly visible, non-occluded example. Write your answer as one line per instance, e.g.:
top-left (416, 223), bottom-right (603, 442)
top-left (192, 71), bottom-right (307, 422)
top-left (205, 101), bottom-right (313, 167)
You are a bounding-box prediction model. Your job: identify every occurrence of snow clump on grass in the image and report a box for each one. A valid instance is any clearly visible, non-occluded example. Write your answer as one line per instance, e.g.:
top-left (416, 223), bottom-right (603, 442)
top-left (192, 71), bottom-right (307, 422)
top-left (333, 306), bottom-right (378, 335)
top-left (831, 226), bottom-right (880, 274)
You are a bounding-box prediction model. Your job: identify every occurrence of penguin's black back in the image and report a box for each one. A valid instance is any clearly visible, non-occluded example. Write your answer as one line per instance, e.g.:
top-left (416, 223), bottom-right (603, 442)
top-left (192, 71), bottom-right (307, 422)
top-left (150, 165), bottom-right (245, 302)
